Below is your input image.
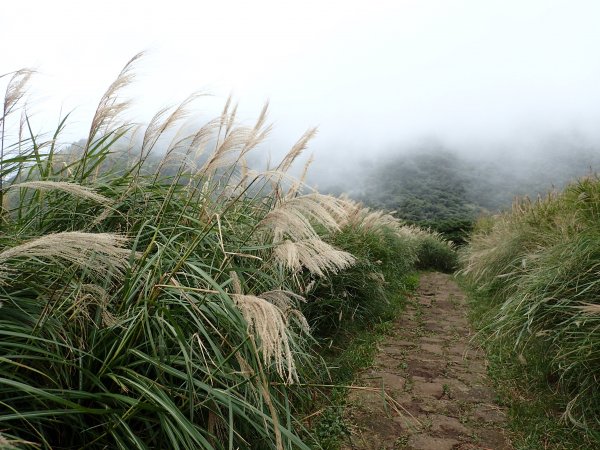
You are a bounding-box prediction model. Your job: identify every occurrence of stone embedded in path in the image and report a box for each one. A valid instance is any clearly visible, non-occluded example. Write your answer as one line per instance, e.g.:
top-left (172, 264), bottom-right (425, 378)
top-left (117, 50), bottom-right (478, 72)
top-left (421, 336), bottom-right (446, 343)
top-left (420, 343), bottom-right (445, 355)
top-left (448, 342), bottom-right (469, 357)
top-left (411, 378), bottom-right (445, 399)
top-left (418, 297), bottom-right (433, 307)
top-left (429, 413), bottom-right (470, 435)
top-left (406, 359), bottom-right (446, 379)
top-left (408, 434), bottom-right (460, 450)
top-left (471, 404), bottom-right (507, 424)
top-left (454, 384), bottom-right (496, 403)
top-left (380, 345), bottom-right (411, 356)
top-left (375, 372), bottom-right (407, 390)
top-left (394, 340), bottom-right (420, 347)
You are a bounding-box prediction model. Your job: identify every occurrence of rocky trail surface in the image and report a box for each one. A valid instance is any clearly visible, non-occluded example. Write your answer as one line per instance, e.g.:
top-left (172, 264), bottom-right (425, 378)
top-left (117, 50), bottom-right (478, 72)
top-left (342, 272), bottom-right (512, 450)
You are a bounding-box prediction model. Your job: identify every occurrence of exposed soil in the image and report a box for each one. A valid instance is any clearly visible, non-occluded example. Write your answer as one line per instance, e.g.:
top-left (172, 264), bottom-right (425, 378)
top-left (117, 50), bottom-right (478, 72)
top-left (342, 272), bottom-right (512, 450)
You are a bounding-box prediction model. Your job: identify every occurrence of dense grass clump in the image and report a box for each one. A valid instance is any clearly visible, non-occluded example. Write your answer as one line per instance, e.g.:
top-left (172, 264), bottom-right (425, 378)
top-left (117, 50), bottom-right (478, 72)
top-left (461, 179), bottom-right (600, 436)
top-left (302, 206), bottom-right (420, 335)
top-left (0, 59), bottom-right (452, 449)
top-left (414, 232), bottom-right (458, 273)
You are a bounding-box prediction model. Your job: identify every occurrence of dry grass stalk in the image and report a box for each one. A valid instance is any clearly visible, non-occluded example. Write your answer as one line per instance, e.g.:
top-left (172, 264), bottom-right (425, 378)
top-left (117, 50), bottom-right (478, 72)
top-left (69, 284), bottom-right (117, 327)
top-left (196, 99), bottom-right (271, 176)
top-left (142, 93), bottom-right (202, 155)
top-left (239, 101), bottom-right (272, 157)
top-left (260, 290), bottom-right (310, 330)
top-left (245, 169), bottom-right (312, 192)
top-left (339, 199), bottom-right (403, 233)
top-left (0, 432), bottom-right (32, 450)
top-left (575, 302), bottom-right (600, 315)
top-left (0, 232), bottom-right (133, 280)
top-left (9, 181), bottom-right (111, 204)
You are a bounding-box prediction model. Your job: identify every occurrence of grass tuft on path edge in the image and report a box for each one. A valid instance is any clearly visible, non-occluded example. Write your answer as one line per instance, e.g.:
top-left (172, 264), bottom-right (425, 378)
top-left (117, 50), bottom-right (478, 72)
top-left (461, 278), bottom-right (599, 450)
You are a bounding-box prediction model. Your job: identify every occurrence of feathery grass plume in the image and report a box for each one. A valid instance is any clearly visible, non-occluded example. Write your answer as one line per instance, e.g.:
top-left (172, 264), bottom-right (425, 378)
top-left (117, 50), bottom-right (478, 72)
top-left (8, 181), bottom-right (111, 204)
top-left (277, 128), bottom-right (318, 172)
top-left (232, 293), bottom-right (299, 383)
top-left (260, 290), bottom-right (310, 330)
top-left (1, 69), bottom-right (34, 196)
top-left (0, 231), bottom-right (133, 280)
top-left (69, 284), bottom-right (117, 327)
top-left (142, 93), bottom-right (202, 155)
top-left (286, 153), bottom-right (314, 198)
top-left (199, 126), bottom-right (254, 174)
top-left (575, 302), bottom-right (600, 315)
top-left (337, 198), bottom-right (405, 234)
top-left (245, 168), bottom-right (312, 191)
top-left (273, 238), bottom-right (355, 277)
top-left (2, 69), bottom-right (34, 121)
top-left (259, 289), bottom-right (306, 309)
top-left (0, 433), bottom-right (27, 450)
top-left (243, 103), bottom-right (273, 157)
top-left (86, 53), bottom-right (142, 143)
top-left (194, 98), bottom-right (269, 176)
top-left (261, 193), bottom-right (350, 242)
top-left (228, 272), bottom-right (307, 382)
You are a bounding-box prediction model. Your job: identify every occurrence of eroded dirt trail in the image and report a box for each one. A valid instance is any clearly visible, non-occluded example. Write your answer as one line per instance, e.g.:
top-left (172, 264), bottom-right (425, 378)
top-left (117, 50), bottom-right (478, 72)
top-left (342, 272), bottom-right (512, 450)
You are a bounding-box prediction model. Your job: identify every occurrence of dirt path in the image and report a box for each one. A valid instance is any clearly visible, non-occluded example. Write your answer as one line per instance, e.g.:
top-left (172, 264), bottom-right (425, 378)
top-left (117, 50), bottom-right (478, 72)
top-left (342, 272), bottom-right (512, 450)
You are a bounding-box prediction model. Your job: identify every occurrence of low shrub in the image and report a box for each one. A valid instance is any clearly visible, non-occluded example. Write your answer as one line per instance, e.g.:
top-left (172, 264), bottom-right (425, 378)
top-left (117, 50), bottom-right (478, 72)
top-left (415, 234), bottom-right (458, 273)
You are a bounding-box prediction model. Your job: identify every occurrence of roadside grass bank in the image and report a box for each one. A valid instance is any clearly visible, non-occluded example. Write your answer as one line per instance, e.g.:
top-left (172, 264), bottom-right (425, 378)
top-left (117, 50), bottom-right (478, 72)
top-left (0, 60), bottom-right (455, 449)
top-left (460, 176), bottom-right (600, 448)
top-left (463, 281), bottom-right (597, 449)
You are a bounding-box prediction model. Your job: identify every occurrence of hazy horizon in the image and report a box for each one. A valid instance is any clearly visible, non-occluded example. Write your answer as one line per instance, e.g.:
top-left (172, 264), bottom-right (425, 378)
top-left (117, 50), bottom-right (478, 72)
top-left (3, 0), bottom-right (600, 194)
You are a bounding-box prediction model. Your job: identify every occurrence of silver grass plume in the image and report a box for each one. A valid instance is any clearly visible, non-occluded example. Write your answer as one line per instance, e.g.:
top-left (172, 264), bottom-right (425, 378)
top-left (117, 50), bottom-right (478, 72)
top-left (200, 126), bottom-right (254, 174)
top-left (141, 93), bottom-right (202, 156)
top-left (244, 169), bottom-right (312, 192)
top-left (197, 101), bottom-right (270, 176)
top-left (286, 154), bottom-right (314, 198)
top-left (229, 272), bottom-right (308, 383)
top-left (232, 293), bottom-right (300, 383)
top-left (9, 181), bottom-right (111, 204)
top-left (2, 69), bottom-right (34, 194)
top-left (260, 193), bottom-right (349, 242)
top-left (0, 432), bottom-right (29, 450)
top-left (259, 194), bottom-right (356, 276)
top-left (260, 290), bottom-right (310, 331)
top-left (273, 238), bottom-right (355, 277)
top-left (277, 128), bottom-right (317, 172)
top-left (86, 52), bottom-right (142, 144)
top-left (2, 69), bottom-right (34, 120)
top-left (575, 302), bottom-right (600, 315)
top-left (0, 232), bottom-right (133, 281)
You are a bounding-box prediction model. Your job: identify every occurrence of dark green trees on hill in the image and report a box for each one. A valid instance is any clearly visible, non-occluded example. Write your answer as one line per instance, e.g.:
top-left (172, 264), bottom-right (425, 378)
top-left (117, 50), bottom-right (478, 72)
top-left (362, 149), bottom-right (478, 243)
top-left (358, 142), bottom-right (600, 244)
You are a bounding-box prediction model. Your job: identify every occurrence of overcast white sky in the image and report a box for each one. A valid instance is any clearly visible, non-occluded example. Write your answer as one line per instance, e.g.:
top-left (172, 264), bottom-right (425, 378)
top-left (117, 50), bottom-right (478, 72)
top-left (3, 0), bottom-right (600, 166)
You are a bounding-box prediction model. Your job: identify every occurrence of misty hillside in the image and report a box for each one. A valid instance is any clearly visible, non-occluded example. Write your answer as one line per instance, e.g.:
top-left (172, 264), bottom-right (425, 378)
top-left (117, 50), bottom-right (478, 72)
top-left (351, 141), bottom-right (600, 242)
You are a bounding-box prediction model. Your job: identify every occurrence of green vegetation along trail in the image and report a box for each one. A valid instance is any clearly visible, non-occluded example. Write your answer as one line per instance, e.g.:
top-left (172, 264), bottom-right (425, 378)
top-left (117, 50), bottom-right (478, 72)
top-left (342, 272), bottom-right (512, 450)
